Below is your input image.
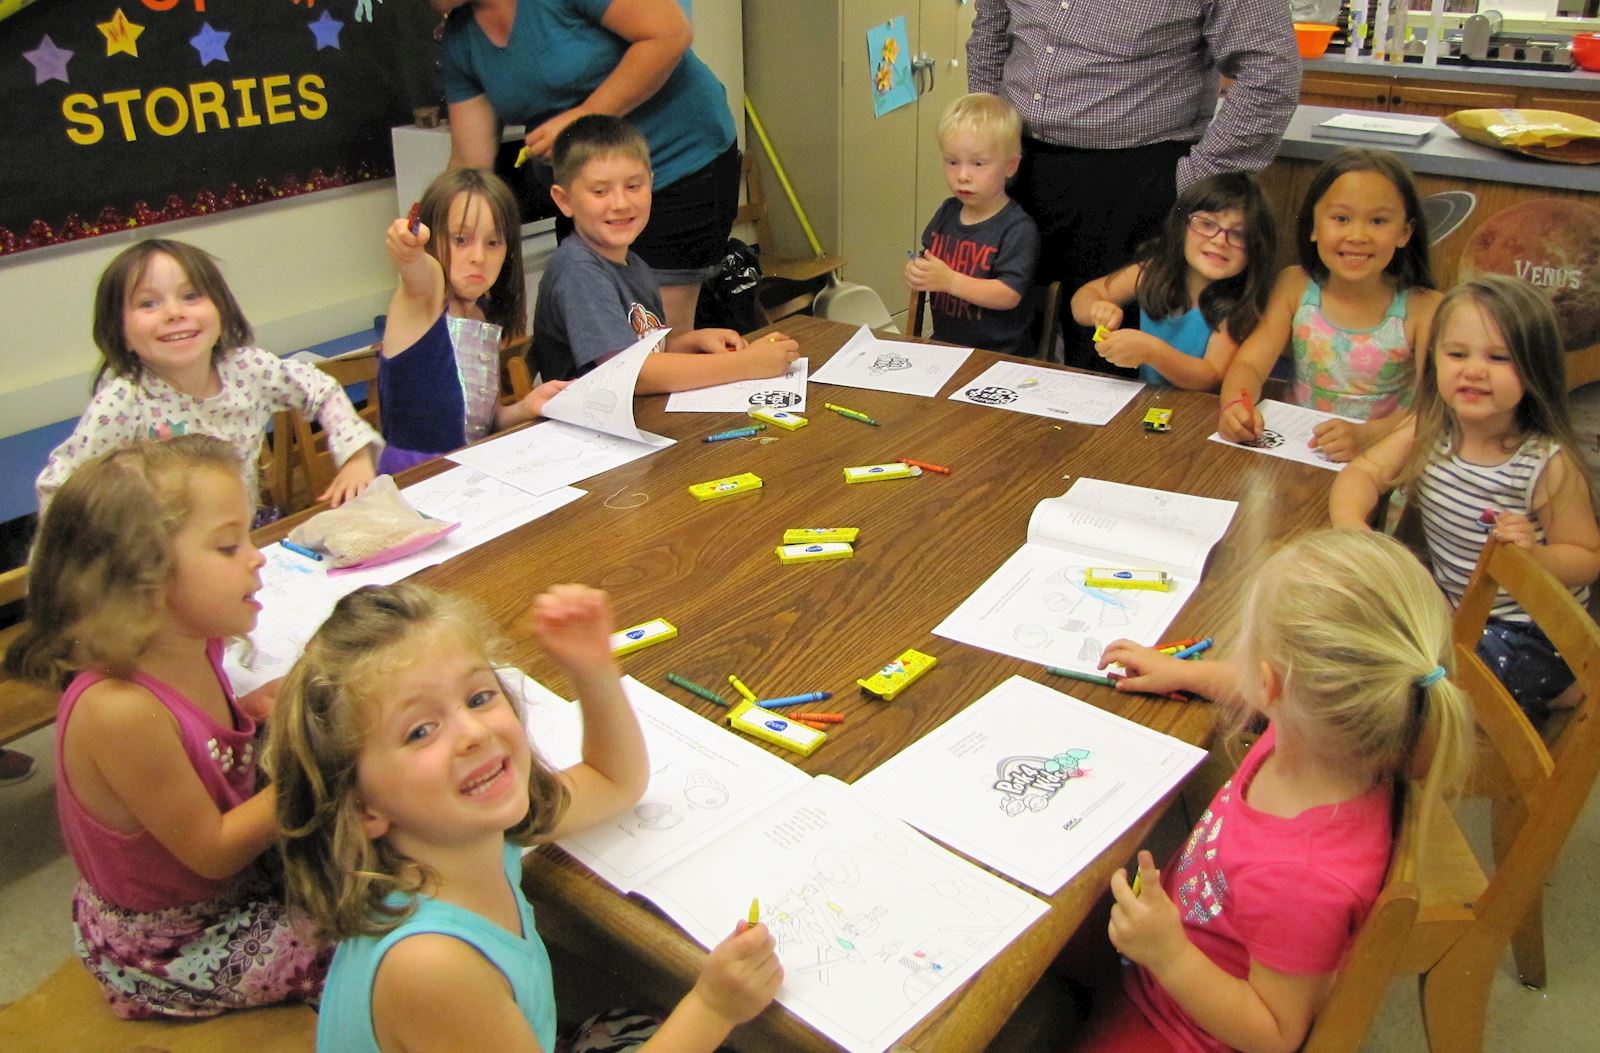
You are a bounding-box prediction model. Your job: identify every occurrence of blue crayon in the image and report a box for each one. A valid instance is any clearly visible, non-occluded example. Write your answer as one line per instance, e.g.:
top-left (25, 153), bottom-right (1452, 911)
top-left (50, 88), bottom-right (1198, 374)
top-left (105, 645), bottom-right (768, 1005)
top-left (279, 539), bottom-right (323, 562)
top-left (756, 691), bottom-right (832, 708)
top-left (705, 425), bottom-right (765, 443)
top-left (1171, 637), bottom-right (1214, 661)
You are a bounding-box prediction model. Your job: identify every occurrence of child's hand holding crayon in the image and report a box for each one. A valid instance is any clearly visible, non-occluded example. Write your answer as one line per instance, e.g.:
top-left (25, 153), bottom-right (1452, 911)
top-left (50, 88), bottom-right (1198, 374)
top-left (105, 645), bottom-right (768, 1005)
top-left (1218, 387), bottom-right (1263, 443)
top-left (1094, 328), bottom-right (1163, 370)
top-left (385, 214), bottom-right (430, 268)
top-left (1085, 299), bottom-right (1124, 333)
top-left (1108, 850), bottom-right (1186, 970)
top-left (688, 920), bottom-right (783, 1028)
top-left (904, 249), bottom-right (957, 295)
top-left (1098, 640), bottom-right (1192, 696)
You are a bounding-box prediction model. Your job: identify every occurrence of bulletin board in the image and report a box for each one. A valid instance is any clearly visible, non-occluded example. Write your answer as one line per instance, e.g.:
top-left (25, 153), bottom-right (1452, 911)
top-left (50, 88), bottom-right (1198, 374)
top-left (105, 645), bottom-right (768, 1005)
top-left (0, 1), bottom-right (442, 256)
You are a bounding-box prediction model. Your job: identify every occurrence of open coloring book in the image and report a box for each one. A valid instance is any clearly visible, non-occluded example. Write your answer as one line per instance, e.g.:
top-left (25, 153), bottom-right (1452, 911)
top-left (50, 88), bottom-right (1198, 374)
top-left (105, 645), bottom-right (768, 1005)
top-left (807, 324), bottom-right (972, 397)
top-left (512, 675), bottom-right (1046, 1053)
top-left (934, 478), bottom-right (1237, 672)
top-left (856, 676), bottom-right (1206, 894)
top-left (449, 330), bottom-right (674, 495)
top-left (1207, 399), bottom-right (1355, 472)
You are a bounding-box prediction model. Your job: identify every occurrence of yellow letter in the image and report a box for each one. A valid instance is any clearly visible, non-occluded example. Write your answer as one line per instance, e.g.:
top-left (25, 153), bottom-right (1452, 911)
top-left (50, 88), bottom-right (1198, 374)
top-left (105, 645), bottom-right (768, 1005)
top-left (261, 74), bottom-right (294, 125)
top-left (232, 78), bottom-right (261, 128)
top-left (103, 88), bottom-right (142, 142)
top-left (189, 81), bottom-right (229, 133)
top-left (144, 86), bottom-right (189, 137)
top-left (297, 73), bottom-right (327, 121)
top-left (63, 93), bottom-right (104, 146)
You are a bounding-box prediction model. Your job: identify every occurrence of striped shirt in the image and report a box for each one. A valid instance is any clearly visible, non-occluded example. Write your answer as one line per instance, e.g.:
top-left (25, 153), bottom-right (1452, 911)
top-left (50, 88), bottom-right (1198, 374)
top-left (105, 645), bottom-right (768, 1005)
top-left (1418, 436), bottom-right (1588, 620)
top-left (966, 0), bottom-right (1299, 189)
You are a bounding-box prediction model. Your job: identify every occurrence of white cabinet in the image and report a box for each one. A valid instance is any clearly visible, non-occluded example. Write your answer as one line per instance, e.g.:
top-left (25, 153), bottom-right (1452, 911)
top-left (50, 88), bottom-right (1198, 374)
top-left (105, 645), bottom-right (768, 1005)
top-left (744, 0), bottom-right (976, 324)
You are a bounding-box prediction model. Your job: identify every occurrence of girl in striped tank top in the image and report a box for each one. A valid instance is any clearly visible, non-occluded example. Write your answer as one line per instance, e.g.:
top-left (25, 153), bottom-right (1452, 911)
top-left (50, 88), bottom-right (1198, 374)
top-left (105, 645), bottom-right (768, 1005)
top-left (1331, 276), bottom-right (1600, 716)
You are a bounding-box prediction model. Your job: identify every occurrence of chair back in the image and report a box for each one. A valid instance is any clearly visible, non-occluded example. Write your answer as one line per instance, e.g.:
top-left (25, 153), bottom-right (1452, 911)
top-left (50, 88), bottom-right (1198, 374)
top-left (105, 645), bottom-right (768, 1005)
top-left (271, 346), bottom-right (381, 512)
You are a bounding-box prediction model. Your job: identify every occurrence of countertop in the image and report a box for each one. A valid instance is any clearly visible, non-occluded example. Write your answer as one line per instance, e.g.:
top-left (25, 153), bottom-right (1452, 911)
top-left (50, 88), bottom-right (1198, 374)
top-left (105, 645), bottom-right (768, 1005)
top-left (1304, 51), bottom-right (1600, 91)
top-left (1276, 104), bottom-right (1600, 193)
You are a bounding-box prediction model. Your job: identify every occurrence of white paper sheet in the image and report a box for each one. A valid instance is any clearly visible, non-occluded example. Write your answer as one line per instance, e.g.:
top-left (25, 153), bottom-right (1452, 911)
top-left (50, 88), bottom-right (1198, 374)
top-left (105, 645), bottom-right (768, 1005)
top-left (856, 676), bottom-right (1206, 894)
top-left (448, 419), bottom-right (670, 497)
top-left (947, 360), bottom-right (1143, 426)
top-left (531, 678), bottom-right (811, 891)
top-left (225, 474), bottom-right (584, 693)
top-left (1207, 399), bottom-right (1355, 472)
top-left (808, 324), bottom-right (973, 398)
top-left (637, 775), bottom-right (1047, 1053)
top-left (541, 329), bottom-right (673, 446)
top-left (934, 479), bottom-right (1237, 672)
top-left (664, 357), bottom-right (809, 413)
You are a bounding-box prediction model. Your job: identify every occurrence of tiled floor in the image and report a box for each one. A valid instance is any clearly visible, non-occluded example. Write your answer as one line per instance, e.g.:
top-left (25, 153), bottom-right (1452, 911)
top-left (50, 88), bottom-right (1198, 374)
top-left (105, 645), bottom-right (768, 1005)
top-left (4, 720), bottom-right (1597, 1051)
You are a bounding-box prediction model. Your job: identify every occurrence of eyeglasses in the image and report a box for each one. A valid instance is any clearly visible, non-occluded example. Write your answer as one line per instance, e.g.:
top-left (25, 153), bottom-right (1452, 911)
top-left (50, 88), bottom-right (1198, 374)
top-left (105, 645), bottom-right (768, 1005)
top-left (1187, 214), bottom-right (1248, 249)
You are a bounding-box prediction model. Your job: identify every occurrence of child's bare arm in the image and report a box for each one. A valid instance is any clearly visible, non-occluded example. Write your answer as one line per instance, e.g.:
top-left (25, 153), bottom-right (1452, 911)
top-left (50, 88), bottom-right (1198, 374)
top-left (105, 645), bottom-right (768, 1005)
top-left (76, 680), bottom-right (278, 880)
top-left (639, 923), bottom-right (783, 1052)
top-left (635, 339), bottom-right (799, 395)
top-left (905, 252), bottom-right (1022, 311)
top-left (1328, 421), bottom-right (1413, 528)
top-left (495, 380), bottom-right (570, 430)
top-left (373, 935), bottom-right (546, 1052)
top-left (1070, 263), bottom-right (1141, 330)
top-left (1219, 268), bottom-right (1305, 441)
top-left (1514, 450), bottom-right (1600, 586)
top-left (525, 586), bottom-right (650, 837)
top-left (1098, 324), bottom-right (1237, 391)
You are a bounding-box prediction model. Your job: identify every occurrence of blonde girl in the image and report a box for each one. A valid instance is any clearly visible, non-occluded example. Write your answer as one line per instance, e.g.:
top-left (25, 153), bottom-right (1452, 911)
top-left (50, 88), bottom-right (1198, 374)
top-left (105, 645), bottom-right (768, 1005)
top-left (379, 167), bottom-right (566, 474)
top-left (36, 239), bottom-right (379, 510)
top-left (1332, 276), bottom-right (1600, 715)
top-left (268, 583), bottom-right (781, 1052)
top-left (1072, 172), bottom-right (1276, 390)
top-left (1219, 149), bottom-right (1440, 462)
top-left (1070, 528), bottom-right (1473, 1052)
top-left (5, 436), bottom-right (327, 1018)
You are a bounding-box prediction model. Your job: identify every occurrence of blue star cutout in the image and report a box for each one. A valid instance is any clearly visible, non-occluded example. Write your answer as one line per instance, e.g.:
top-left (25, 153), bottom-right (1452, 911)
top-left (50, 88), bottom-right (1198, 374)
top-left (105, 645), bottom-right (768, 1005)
top-left (190, 22), bottom-right (231, 66)
top-left (308, 10), bottom-right (344, 50)
top-left (23, 35), bottom-right (73, 85)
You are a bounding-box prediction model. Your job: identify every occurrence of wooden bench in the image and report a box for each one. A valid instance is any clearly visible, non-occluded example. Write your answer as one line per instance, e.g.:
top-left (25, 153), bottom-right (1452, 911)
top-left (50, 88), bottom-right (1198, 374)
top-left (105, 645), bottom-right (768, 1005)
top-left (0, 959), bottom-right (316, 1053)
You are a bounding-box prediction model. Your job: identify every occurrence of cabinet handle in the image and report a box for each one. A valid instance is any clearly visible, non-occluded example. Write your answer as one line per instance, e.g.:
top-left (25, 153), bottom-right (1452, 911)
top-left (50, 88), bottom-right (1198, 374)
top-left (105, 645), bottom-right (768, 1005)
top-left (911, 55), bottom-right (935, 95)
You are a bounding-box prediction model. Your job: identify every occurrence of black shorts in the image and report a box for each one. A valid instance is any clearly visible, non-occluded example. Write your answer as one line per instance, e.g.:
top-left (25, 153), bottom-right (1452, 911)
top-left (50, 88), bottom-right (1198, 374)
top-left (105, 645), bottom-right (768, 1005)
top-left (549, 143), bottom-right (740, 286)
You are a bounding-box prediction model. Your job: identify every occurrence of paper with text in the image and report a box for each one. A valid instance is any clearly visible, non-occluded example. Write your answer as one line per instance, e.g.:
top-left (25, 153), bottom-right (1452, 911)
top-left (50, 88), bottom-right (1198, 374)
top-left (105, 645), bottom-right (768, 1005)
top-left (665, 357), bottom-right (809, 413)
top-left (808, 324), bottom-right (972, 397)
top-left (856, 676), bottom-right (1206, 893)
top-left (1208, 399), bottom-right (1354, 471)
top-left (947, 360), bottom-right (1143, 425)
top-left (638, 775), bottom-right (1047, 1053)
top-left (934, 479), bottom-right (1237, 672)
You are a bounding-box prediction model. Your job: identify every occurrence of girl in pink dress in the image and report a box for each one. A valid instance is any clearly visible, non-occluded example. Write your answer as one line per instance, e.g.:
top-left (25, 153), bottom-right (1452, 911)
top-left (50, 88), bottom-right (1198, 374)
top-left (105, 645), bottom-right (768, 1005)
top-left (6, 436), bottom-right (328, 1018)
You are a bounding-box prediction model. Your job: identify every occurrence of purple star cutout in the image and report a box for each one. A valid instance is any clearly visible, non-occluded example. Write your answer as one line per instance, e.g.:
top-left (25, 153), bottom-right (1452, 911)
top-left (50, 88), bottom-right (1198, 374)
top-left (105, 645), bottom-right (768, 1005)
top-left (23, 35), bottom-right (73, 85)
top-left (308, 11), bottom-right (344, 51)
top-left (190, 22), bottom-right (231, 66)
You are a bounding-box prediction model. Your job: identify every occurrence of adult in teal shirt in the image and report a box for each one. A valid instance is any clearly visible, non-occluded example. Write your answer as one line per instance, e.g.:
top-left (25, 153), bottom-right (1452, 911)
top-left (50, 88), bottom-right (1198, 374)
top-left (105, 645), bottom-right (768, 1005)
top-left (437, 0), bottom-right (739, 332)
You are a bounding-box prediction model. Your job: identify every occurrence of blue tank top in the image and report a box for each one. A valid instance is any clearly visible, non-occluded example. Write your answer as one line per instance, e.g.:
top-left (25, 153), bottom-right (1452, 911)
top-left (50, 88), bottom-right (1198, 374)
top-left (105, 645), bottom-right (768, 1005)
top-left (316, 842), bottom-right (555, 1052)
top-left (1136, 305), bottom-right (1212, 386)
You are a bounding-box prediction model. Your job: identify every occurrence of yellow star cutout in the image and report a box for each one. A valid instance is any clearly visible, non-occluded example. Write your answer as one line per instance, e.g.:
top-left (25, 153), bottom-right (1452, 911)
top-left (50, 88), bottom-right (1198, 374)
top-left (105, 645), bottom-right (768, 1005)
top-left (98, 9), bottom-right (145, 59)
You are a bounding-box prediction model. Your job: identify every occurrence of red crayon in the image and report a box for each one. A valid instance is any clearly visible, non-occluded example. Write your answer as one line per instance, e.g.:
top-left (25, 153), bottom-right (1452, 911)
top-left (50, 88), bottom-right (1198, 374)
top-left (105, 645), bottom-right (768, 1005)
top-left (406, 201), bottom-right (421, 236)
top-left (790, 712), bottom-right (845, 724)
top-left (898, 457), bottom-right (951, 476)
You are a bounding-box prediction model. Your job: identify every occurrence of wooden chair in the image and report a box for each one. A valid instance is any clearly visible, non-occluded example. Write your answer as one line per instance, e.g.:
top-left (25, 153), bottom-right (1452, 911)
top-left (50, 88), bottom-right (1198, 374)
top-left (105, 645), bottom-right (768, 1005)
top-left (1304, 535), bottom-right (1600, 1052)
top-left (0, 565), bottom-right (56, 750)
top-left (737, 152), bottom-right (845, 323)
top-left (270, 347), bottom-right (382, 512)
top-left (0, 958), bottom-right (316, 1053)
top-left (498, 334), bottom-right (536, 402)
top-left (907, 281), bottom-right (1063, 360)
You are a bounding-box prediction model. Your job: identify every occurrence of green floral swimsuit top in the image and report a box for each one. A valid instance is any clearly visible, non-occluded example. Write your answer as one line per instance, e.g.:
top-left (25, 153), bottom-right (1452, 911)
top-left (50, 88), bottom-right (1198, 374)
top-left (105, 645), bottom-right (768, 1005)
top-left (1291, 279), bottom-right (1412, 420)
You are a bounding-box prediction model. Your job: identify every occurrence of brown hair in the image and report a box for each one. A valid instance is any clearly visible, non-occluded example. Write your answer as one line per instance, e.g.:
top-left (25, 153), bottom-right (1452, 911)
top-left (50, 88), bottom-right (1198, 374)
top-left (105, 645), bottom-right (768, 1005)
top-left (91, 239), bottom-right (252, 388)
top-left (418, 167), bottom-right (527, 340)
top-left (1296, 148), bottom-right (1434, 291)
top-left (5, 436), bottom-right (248, 686)
top-left (551, 114), bottom-right (652, 189)
top-left (267, 583), bottom-right (570, 940)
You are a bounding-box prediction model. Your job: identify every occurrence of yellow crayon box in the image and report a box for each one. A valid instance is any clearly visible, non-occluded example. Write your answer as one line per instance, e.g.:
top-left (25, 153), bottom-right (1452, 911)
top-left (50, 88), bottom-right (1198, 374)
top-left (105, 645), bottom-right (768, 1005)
top-left (689, 472), bottom-right (763, 501)
top-left (726, 700), bottom-right (826, 756)
top-left (1142, 407), bottom-right (1172, 432)
top-left (749, 408), bottom-right (808, 431)
top-left (857, 647), bottom-right (937, 701)
top-left (610, 618), bottom-right (678, 657)
top-left (843, 463), bottom-right (921, 484)
top-left (775, 542), bottom-right (854, 564)
top-left (782, 527), bottom-right (860, 544)
top-left (1084, 567), bottom-right (1172, 591)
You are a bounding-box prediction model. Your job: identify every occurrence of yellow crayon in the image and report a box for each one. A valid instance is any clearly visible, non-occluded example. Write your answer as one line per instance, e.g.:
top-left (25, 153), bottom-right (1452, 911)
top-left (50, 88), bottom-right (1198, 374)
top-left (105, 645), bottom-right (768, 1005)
top-left (1132, 871), bottom-right (1143, 896)
top-left (748, 898), bottom-right (761, 926)
top-left (728, 674), bottom-right (758, 705)
top-left (514, 146), bottom-right (529, 168)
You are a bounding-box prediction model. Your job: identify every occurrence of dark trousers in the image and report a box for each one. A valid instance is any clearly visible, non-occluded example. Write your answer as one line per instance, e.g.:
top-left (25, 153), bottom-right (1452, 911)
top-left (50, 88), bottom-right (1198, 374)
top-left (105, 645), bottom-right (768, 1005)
top-left (1013, 138), bottom-right (1189, 374)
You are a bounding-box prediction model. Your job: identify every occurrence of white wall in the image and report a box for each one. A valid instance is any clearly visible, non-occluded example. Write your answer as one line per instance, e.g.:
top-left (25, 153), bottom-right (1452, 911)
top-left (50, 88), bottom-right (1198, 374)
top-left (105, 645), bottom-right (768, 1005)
top-left (0, 0), bottom-right (743, 440)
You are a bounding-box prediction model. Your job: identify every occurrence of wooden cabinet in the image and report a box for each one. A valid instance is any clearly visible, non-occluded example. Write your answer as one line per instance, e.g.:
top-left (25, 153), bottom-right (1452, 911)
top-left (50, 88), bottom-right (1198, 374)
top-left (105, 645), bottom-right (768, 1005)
top-left (744, 0), bottom-right (976, 326)
top-left (1299, 68), bottom-right (1595, 118)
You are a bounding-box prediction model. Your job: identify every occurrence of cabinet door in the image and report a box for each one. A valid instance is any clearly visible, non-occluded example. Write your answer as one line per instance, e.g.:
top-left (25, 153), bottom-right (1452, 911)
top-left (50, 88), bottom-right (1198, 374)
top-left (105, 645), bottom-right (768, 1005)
top-left (1300, 71), bottom-right (1393, 111)
top-left (915, 0), bottom-right (980, 237)
top-left (1522, 90), bottom-right (1600, 123)
top-left (841, 2), bottom-right (923, 311)
top-left (1389, 81), bottom-right (1518, 117)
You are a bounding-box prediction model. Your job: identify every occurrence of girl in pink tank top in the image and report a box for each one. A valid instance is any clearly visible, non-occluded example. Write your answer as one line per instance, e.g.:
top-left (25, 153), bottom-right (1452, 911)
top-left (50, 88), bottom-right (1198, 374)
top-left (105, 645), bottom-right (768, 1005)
top-left (5, 436), bottom-right (327, 1018)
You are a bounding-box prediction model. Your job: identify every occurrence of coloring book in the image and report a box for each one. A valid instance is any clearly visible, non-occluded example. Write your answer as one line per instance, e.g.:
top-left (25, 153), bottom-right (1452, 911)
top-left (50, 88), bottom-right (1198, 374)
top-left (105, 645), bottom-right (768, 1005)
top-left (934, 478), bottom-right (1237, 673)
top-left (856, 676), bottom-right (1206, 894)
top-left (511, 675), bottom-right (1047, 1053)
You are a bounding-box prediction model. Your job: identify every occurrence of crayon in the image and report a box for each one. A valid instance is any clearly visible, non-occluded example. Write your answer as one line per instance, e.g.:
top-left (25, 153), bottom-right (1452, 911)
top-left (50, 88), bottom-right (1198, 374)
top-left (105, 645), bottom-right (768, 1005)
top-left (1238, 387), bottom-right (1258, 439)
top-left (514, 146), bottom-right (529, 168)
top-left (1171, 638), bottom-right (1214, 661)
top-left (665, 673), bottom-right (730, 707)
top-left (1046, 667), bottom-right (1116, 687)
top-left (705, 425), bottom-right (765, 443)
top-left (824, 403), bottom-right (881, 426)
top-left (1132, 871), bottom-right (1143, 896)
top-left (728, 674), bottom-right (758, 705)
top-left (1154, 636), bottom-right (1202, 652)
top-left (898, 457), bottom-right (951, 475)
top-left (755, 691), bottom-right (831, 708)
top-left (279, 539), bottom-right (323, 562)
top-left (1106, 672), bottom-right (1189, 703)
top-left (790, 712), bottom-right (845, 723)
top-left (797, 720), bottom-right (829, 731)
top-left (406, 201), bottom-right (421, 235)
top-left (748, 898), bottom-right (761, 926)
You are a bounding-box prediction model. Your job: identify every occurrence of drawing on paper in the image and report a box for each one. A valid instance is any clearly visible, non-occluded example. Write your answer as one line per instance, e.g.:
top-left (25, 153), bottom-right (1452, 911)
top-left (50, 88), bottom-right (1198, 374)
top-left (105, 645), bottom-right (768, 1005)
top-left (683, 769), bottom-right (729, 809)
top-left (964, 385), bottom-right (1018, 405)
top-left (635, 802), bottom-right (684, 830)
top-left (748, 390), bottom-right (802, 407)
top-left (1240, 429), bottom-right (1286, 449)
top-left (993, 750), bottom-right (1092, 817)
top-left (870, 351), bottom-right (913, 374)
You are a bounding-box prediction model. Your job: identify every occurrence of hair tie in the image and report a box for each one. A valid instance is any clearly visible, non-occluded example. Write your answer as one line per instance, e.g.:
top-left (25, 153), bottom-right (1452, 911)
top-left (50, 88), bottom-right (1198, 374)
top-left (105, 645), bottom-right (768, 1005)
top-left (1415, 665), bottom-right (1446, 688)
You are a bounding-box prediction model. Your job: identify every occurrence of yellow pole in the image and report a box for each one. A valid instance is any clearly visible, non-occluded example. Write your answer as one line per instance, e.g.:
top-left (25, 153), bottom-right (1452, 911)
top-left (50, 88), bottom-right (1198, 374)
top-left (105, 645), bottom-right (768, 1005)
top-left (743, 96), bottom-right (825, 258)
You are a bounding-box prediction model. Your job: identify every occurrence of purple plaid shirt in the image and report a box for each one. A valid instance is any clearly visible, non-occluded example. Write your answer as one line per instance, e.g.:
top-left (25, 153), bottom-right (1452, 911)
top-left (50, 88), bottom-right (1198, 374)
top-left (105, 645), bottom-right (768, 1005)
top-left (967, 0), bottom-right (1299, 189)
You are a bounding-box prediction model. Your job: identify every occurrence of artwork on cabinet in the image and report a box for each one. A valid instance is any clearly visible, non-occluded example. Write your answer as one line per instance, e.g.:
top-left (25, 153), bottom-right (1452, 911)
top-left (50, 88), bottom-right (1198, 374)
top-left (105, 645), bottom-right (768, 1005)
top-left (867, 17), bottom-right (915, 117)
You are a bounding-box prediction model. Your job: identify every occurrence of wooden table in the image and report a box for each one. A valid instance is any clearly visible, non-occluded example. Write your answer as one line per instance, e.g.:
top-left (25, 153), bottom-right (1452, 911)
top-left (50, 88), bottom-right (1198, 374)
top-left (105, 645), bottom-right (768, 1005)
top-left (365, 317), bottom-right (1337, 1052)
